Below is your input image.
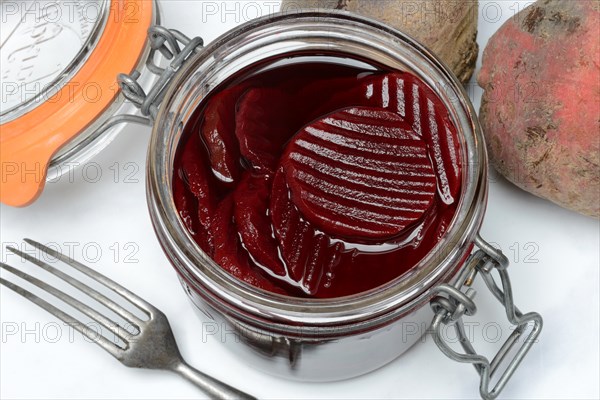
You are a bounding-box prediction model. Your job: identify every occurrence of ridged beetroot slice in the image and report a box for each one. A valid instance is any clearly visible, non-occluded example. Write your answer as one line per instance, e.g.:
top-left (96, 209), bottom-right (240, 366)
top-left (318, 73), bottom-right (462, 204)
top-left (303, 233), bottom-right (343, 294)
top-left (410, 76), bottom-right (462, 205)
top-left (212, 194), bottom-right (287, 294)
top-left (281, 106), bottom-right (437, 242)
top-left (233, 172), bottom-right (286, 277)
top-left (179, 132), bottom-right (216, 254)
top-left (270, 168), bottom-right (342, 295)
top-left (364, 73), bottom-right (461, 204)
top-left (235, 88), bottom-right (297, 174)
top-left (200, 85), bottom-right (247, 184)
top-left (308, 74), bottom-right (382, 117)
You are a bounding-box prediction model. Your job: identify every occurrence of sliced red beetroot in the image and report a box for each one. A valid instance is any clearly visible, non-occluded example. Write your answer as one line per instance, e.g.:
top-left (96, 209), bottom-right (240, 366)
top-left (320, 73), bottom-right (417, 119)
top-left (308, 73), bottom-right (383, 116)
top-left (233, 172), bottom-right (286, 277)
top-left (383, 72), bottom-right (461, 204)
top-left (173, 170), bottom-right (209, 251)
top-left (303, 233), bottom-right (343, 294)
top-left (412, 78), bottom-right (462, 205)
top-left (319, 73), bottom-right (462, 204)
top-left (212, 194), bottom-right (287, 294)
top-left (200, 85), bottom-right (247, 184)
top-left (276, 62), bottom-right (366, 94)
top-left (280, 106), bottom-right (437, 242)
top-left (235, 87), bottom-right (297, 174)
top-left (296, 75), bottom-right (364, 121)
top-left (270, 168), bottom-right (343, 295)
top-left (179, 132), bottom-right (217, 254)
top-left (370, 73), bottom-right (461, 204)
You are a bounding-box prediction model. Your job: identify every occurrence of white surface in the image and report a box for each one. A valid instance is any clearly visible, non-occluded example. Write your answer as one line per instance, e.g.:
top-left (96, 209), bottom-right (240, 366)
top-left (1, 1), bottom-right (599, 399)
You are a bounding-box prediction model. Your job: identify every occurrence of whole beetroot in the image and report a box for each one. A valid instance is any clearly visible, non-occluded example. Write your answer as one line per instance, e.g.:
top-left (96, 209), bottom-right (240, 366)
top-left (280, 0), bottom-right (479, 84)
top-left (478, 0), bottom-right (599, 217)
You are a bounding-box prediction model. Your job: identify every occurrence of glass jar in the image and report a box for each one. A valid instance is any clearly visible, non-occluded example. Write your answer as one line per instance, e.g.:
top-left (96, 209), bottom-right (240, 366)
top-left (145, 11), bottom-right (542, 398)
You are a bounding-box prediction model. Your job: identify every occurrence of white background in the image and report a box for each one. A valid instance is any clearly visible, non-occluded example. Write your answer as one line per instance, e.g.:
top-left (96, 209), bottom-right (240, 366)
top-left (1, 1), bottom-right (599, 399)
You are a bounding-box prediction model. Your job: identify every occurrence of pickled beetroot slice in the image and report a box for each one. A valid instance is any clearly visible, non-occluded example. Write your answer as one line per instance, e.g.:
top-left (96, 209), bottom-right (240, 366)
top-left (270, 169), bottom-right (342, 295)
top-left (212, 194), bottom-right (287, 294)
top-left (321, 73), bottom-right (462, 204)
top-left (200, 86), bottom-right (247, 184)
top-left (235, 88), bottom-right (297, 173)
top-left (280, 106), bottom-right (437, 241)
top-left (412, 78), bottom-right (461, 205)
top-left (179, 132), bottom-right (217, 254)
top-left (173, 171), bottom-right (208, 250)
top-left (233, 172), bottom-right (286, 277)
top-left (365, 73), bottom-right (461, 204)
top-left (296, 75), bottom-right (364, 121)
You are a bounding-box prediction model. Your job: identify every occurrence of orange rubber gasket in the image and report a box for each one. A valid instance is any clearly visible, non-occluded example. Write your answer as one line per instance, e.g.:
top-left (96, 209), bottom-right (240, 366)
top-left (0, 0), bottom-right (153, 207)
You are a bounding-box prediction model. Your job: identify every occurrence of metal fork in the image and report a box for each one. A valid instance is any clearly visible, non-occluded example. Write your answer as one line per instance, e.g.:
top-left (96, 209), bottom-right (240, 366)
top-left (0, 239), bottom-right (256, 400)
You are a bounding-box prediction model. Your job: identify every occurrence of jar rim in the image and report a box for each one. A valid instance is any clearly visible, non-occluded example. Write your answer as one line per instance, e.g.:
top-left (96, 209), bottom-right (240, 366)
top-left (147, 10), bottom-right (488, 329)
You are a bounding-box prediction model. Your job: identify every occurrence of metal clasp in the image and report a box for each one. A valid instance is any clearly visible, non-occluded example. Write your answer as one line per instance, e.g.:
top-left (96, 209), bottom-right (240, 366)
top-left (118, 26), bottom-right (204, 122)
top-left (90, 27), bottom-right (204, 138)
top-left (430, 234), bottom-right (543, 400)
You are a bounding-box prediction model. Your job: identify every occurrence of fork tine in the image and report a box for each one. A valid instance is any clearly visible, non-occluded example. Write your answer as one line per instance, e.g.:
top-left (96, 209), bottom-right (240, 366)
top-left (24, 239), bottom-right (156, 316)
top-left (0, 263), bottom-right (131, 345)
top-left (7, 246), bottom-right (144, 328)
top-left (0, 276), bottom-right (123, 359)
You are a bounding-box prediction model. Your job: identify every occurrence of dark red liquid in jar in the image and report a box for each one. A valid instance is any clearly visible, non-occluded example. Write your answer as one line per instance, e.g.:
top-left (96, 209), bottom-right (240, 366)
top-left (172, 57), bottom-right (462, 298)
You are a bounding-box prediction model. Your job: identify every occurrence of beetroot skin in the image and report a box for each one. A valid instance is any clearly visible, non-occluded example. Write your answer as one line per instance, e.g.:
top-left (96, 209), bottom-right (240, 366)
top-left (478, 0), bottom-right (599, 217)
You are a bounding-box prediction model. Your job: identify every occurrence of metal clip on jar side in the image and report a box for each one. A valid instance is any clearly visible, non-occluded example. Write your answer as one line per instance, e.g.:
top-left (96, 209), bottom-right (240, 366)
top-left (102, 26), bottom-right (204, 133)
top-left (117, 26), bottom-right (204, 124)
top-left (50, 25), bottom-right (204, 172)
top-left (430, 234), bottom-right (543, 400)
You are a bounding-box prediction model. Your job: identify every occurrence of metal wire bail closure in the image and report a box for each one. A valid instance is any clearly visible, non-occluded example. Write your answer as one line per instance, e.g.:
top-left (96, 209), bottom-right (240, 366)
top-left (90, 27), bottom-right (204, 145)
top-left (118, 26), bottom-right (204, 122)
top-left (430, 234), bottom-right (543, 400)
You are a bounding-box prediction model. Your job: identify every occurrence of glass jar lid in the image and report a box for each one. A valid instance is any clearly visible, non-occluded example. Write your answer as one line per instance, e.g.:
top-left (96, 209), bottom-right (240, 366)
top-left (1, 0), bottom-right (108, 119)
top-left (0, 0), bottom-right (154, 207)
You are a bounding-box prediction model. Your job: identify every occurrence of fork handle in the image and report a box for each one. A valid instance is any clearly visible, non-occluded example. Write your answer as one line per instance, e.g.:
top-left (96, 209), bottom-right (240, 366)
top-left (173, 361), bottom-right (257, 400)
